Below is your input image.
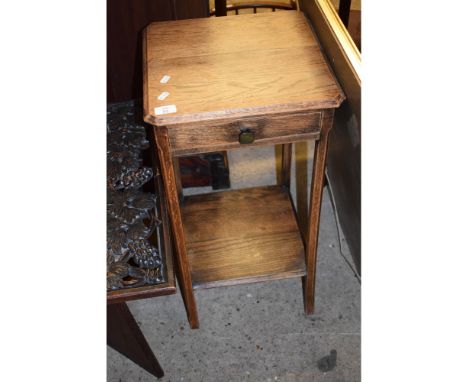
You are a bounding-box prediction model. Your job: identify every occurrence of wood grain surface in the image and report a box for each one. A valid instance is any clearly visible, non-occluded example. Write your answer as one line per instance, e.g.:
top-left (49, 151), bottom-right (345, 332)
top-left (154, 127), bottom-right (200, 329)
top-left (182, 185), bottom-right (306, 289)
top-left (143, 11), bottom-right (344, 126)
top-left (169, 111), bottom-right (322, 156)
top-left (303, 109), bottom-right (334, 314)
top-left (142, 7), bottom-right (346, 323)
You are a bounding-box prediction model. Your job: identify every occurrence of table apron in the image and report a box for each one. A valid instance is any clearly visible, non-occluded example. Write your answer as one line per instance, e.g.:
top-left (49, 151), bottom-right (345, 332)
top-left (167, 111), bottom-right (323, 156)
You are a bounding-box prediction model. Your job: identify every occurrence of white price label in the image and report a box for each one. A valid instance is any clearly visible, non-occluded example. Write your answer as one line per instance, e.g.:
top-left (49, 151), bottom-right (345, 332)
top-left (157, 91), bottom-right (170, 101)
top-left (154, 105), bottom-right (177, 115)
top-left (160, 75), bottom-right (171, 84)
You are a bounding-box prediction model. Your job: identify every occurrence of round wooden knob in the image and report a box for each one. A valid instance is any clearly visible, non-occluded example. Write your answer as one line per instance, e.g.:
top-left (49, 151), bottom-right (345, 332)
top-left (239, 128), bottom-right (255, 144)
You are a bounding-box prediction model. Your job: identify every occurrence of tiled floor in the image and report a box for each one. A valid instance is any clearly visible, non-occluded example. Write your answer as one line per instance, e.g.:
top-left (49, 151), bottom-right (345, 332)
top-left (107, 145), bottom-right (361, 381)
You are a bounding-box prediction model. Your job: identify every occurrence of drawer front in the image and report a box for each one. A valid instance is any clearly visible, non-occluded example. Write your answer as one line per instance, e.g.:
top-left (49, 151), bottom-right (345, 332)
top-left (168, 111), bottom-right (322, 156)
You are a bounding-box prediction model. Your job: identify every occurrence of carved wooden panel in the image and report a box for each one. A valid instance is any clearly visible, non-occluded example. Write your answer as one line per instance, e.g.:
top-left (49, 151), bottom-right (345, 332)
top-left (107, 102), bottom-right (166, 290)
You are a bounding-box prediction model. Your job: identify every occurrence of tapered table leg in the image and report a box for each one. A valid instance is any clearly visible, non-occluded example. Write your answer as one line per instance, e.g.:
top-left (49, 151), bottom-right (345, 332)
top-left (173, 157), bottom-right (184, 203)
top-left (281, 143), bottom-right (293, 189)
top-left (107, 303), bottom-right (164, 379)
top-left (153, 127), bottom-right (200, 329)
top-left (304, 110), bottom-right (334, 314)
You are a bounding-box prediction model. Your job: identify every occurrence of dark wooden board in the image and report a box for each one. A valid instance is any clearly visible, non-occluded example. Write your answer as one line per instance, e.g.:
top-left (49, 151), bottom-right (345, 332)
top-left (181, 185), bottom-right (306, 289)
top-left (107, 0), bottom-right (209, 103)
top-left (107, 303), bottom-right (164, 378)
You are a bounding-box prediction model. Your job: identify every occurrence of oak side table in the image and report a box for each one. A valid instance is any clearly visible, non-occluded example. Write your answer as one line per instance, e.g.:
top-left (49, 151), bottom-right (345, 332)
top-left (143, 11), bottom-right (344, 329)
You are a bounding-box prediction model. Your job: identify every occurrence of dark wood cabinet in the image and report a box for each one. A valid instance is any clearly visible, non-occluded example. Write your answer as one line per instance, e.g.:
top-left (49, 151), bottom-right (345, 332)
top-left (107, 0), bottom-right (209, 103)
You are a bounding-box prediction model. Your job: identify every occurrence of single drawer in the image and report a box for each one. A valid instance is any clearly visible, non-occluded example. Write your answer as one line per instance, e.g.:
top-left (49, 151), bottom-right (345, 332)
top-left (168, 111), bottom-right (323, 156)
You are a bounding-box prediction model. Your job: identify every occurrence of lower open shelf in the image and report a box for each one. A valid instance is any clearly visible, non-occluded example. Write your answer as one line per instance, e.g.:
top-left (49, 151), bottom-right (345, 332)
top-left (181, 185), bottom-right (306, 289)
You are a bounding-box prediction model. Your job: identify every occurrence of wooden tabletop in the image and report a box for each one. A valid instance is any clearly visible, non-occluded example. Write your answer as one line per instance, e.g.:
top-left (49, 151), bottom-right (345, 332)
top-left (143, 11), bottom-right (344, 126)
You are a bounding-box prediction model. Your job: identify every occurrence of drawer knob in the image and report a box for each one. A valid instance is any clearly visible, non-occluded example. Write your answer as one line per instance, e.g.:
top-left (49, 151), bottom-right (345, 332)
top-left (239, 128), bottom-right (255, 144)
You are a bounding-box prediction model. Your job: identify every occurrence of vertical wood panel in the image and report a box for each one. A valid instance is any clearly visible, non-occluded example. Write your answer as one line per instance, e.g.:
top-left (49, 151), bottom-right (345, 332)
top-left (107, 0), bottom-right (208, 103)
top-left (175, 0), bottom-right (210, 19)
top-left (107, 303), bottom-right (164, 378)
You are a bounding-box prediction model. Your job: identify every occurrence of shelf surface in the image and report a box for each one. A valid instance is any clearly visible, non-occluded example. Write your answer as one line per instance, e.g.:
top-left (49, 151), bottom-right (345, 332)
top-left (182, 185), bottom-right (306, 289)
top-left (143, 11), bottom-right (344, 126)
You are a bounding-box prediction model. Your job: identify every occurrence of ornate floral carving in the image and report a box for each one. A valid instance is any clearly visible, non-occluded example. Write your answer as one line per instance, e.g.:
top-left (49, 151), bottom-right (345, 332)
top-left (107, 190), bottom-right (155, 225)
top-left (107, 102), bottom-right (165, 291)
top-left (107, 167), bottom-right (154, 191)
